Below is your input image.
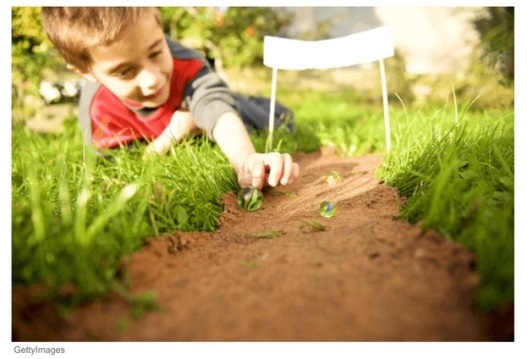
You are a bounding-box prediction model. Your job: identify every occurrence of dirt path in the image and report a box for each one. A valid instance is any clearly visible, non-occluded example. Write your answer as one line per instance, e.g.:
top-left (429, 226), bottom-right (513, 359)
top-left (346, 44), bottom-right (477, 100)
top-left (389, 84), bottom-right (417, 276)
top-left (13, 149), bottom-right (491, 341)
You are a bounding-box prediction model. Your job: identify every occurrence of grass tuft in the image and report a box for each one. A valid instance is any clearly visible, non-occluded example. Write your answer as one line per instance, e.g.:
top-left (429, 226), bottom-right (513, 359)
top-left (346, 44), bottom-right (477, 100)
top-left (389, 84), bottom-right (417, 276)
top-left (378, 106), bottom-right (514, 311)
top-left (12, 119), bottom-right (238, 300)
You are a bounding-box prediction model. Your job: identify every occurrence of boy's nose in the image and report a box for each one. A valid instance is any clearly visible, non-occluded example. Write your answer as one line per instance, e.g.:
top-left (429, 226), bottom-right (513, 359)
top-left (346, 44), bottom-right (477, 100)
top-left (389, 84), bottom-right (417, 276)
top-left (137, 67), bottom-right (161, 93)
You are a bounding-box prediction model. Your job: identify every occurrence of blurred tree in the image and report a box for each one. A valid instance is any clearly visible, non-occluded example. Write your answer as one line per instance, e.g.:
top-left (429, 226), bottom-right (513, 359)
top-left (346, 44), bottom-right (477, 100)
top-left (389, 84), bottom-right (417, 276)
top-left (161, 7), bottom-right (293, 70)
top-left (12, 7), bottom-right (67, 88)
top-left (472, 7), bottom-right (514, 84)
top-left (11, 7), bottom-right (50, 122)
top-left (12, 7), bottom-right (66, 124)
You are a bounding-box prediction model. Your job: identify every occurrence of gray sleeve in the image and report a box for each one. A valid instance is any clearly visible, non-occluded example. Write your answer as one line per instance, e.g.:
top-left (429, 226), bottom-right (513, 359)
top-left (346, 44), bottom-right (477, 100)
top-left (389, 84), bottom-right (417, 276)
top-left (78, 80), bottom-right (100, 146)
top-left (183, 65), bottom-right (240, 141)
top-left (166, 36), bottom-right (240, 140)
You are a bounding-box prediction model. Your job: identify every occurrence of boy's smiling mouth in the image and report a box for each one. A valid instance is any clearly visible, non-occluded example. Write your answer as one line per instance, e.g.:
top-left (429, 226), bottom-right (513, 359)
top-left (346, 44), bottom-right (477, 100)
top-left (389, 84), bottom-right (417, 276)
top-left (144, 85), bottom-right (166, 100)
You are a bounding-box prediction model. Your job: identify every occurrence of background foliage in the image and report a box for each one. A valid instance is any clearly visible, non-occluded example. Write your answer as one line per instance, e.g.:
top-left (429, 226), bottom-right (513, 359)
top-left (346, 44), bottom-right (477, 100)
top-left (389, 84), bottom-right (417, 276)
top-left (161, 7), bottom-right (293, 69)
top-left (11, 6), bottom-right (514, 122)
top-left (11, 7), bottom-right (64, 123)
top-left (471, 7), bottom-right (514, 83)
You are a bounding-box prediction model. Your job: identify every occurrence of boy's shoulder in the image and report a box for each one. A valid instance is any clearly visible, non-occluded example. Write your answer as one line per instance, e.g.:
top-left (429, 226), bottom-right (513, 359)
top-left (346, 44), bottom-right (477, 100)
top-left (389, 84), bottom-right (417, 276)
top-left (165, 36), bottom-right (207, 63)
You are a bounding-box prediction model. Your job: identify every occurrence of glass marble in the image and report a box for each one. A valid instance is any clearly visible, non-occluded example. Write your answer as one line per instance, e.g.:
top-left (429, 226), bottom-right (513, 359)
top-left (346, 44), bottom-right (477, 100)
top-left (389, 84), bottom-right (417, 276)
top-left (326, 171), bottom-right (341, 185)
top-left (319, 200), bottom-right (337, 218)
top-left (237, 187), bottom-right (263, 212)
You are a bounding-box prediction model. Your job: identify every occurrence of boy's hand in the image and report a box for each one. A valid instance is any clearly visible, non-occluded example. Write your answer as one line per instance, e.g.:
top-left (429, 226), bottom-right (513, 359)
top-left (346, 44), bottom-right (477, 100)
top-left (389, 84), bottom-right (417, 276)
top-left (211, 112), bottom-right (300, 189)
top-left (237, 152), bottom-right (299, 189)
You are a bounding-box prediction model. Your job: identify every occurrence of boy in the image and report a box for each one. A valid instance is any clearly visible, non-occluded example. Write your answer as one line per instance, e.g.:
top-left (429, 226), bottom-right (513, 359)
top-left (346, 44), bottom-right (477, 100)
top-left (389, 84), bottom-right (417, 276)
top-left (40, 7), bottom-right (299, 189)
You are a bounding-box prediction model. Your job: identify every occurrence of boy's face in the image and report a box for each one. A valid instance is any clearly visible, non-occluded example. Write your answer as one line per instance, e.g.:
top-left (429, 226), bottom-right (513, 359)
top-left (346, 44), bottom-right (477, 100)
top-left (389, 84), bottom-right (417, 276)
top-left (81, 11), bottom-right (173, 108)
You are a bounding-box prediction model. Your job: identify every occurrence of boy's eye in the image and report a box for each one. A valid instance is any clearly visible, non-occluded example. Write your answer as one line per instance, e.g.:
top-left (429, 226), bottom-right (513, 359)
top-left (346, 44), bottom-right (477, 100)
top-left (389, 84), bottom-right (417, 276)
top-left (150, 50), bottom-right (162, 59)
top-left (118, 67), bottom-right (134, 79)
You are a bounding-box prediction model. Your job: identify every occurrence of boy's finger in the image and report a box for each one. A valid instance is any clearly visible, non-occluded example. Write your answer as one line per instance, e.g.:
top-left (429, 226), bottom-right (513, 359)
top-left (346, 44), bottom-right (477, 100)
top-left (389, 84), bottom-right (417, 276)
top-left (279, 154), bottom-right (294, 185)
top-left (292, 163), bottom-right (300, 182)
top-left (251, 160), bottom-right (266, 189)
top-left (263, 152), bottom-right (284, 187)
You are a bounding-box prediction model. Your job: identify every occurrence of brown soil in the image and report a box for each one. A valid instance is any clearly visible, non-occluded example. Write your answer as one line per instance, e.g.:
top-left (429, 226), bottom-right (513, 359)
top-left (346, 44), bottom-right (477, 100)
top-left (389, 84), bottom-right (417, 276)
top-left (12, 148), bottom-right (510, 341)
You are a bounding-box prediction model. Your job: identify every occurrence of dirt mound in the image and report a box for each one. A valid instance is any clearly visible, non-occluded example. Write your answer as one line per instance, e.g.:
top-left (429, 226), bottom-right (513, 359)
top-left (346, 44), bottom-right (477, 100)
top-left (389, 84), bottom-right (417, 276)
top-left (13, 149), bottom-right (498, 341)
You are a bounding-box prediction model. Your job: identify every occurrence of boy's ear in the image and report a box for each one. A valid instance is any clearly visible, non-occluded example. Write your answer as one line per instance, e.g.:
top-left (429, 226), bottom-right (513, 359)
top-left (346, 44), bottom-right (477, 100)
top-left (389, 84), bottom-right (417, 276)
top-left (66, 63), bottom-right (98, 83)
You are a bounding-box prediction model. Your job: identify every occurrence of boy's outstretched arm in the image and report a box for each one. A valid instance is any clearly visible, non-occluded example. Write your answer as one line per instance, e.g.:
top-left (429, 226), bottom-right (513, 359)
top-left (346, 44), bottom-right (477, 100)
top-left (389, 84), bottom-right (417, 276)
top-left (212, 112), bottom-right (299, 189)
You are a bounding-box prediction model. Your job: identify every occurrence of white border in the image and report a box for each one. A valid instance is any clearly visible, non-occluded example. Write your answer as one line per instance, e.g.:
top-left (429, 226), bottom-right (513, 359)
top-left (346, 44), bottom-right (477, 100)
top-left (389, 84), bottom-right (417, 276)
top-left (3, 1), bottom-right (525, 358)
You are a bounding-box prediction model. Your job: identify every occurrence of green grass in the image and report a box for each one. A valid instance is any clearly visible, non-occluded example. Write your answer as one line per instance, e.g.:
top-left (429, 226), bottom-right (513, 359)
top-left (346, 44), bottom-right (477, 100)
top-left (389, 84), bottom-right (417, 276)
top-left (12, 119), bottom-right (237, 300)
top-left (251, 89), bottom-right (388, 155)
top-left (12, 88), bottom-right (514, 313)
top-left (378, 105), bottom-right (514, 311)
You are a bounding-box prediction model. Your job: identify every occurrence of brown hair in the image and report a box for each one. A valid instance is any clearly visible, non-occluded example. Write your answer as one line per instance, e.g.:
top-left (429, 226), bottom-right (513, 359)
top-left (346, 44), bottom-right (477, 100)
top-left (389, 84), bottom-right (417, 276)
top-left (41, 7), bottom-right (162, 72)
